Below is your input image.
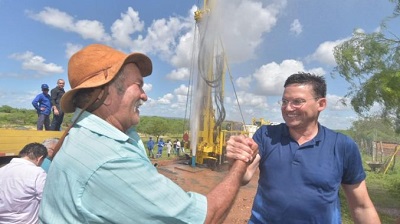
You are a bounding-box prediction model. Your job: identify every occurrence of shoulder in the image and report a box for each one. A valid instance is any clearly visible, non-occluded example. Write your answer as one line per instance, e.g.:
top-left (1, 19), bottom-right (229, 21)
top-left (320, 125), bottom-right (355, 145)
top-left (254, 123), bottom-right (286, 137)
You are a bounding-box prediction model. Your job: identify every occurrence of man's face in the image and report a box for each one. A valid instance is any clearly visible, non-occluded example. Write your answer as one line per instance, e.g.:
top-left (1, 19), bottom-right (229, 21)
top-left (47, 143), bottom-right (56, 158)
top-left (57, 80), bottom-right (65, 89)
top-left (108, 63), bottom-right (148, 132)
top-left (281, 84), bottom-right (326, 130)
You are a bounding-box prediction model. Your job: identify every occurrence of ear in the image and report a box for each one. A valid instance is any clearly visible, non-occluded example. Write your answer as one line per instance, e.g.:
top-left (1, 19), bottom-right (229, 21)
top-left (36, 155), bottom-right (45, 166)
top-left (317, 98), bottom-right (327, 112)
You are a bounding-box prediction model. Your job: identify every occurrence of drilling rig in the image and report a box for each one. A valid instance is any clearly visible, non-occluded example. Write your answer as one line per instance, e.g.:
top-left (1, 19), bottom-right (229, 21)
top-left (187, 0), bottom-right (246, 170)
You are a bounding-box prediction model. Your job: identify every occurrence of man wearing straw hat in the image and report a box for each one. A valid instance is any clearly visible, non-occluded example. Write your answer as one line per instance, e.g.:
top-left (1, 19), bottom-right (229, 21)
top-left (39, 43), bottom-right (257, 223)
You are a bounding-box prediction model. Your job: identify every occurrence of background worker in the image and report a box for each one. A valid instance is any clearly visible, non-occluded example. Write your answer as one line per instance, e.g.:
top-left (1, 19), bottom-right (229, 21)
top-left (32, 84), bottom-right (51, 131)
top-left (41, 138), bottom-right (59, 173)
top-left (226, 73), bottom-right (380, 224)
top-left (50, 79), bottom-right (65, 131)
top-left (156, 138), bottom-right (164, 158)
top-left (39, 44), bottom-right (257, 223)
top-left (147, 137), bottom-right (155, 158)
top-left (0, 143), bottom-right (47, 224)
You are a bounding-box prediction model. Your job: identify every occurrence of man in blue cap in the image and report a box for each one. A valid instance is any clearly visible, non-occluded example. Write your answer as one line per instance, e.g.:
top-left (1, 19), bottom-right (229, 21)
top-left (32, 84), bottom-right (52, 130)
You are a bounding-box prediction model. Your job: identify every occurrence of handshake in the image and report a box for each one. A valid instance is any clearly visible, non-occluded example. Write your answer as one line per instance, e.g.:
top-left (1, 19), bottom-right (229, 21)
top-left (225, 135), bottom-right (260, 185)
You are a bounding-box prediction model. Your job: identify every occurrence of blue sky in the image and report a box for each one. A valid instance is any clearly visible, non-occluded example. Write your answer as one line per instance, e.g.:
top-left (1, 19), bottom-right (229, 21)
top-left (0, 0), bottom-right (398, 130)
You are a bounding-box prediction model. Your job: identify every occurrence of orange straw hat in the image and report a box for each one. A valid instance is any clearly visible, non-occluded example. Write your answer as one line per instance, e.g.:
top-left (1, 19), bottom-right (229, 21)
top-left (61, 44), bottom-right (152, 113)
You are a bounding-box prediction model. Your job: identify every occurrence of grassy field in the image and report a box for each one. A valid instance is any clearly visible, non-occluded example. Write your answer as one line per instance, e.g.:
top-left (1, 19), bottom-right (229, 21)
top-left (340, 153), bottom-right (400, 223)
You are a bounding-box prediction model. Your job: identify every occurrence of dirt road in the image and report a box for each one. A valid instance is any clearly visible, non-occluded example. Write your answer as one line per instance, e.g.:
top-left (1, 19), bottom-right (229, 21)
top-left (157, 160), bottom-right (258, 223)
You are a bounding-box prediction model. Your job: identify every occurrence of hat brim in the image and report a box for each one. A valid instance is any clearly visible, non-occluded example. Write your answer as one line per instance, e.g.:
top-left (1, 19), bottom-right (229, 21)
top-left (61, 52), bottom-right (152, 113)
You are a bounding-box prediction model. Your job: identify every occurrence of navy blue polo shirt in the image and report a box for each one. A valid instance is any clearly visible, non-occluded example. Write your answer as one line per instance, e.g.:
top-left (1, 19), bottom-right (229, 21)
top-left (250, 123), bottom-right (366, 224)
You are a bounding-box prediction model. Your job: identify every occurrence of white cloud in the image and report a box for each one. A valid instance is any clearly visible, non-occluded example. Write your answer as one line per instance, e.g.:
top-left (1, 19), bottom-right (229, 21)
top-left (28, 7), bottom-right (111, 42)
top-left (306, 38), bottom-right (348, 66)
top-left (166, 67), bottom-right (190, 80)
top-left (111, 7), bottom-right (144, 49)
top-left (252, 59), bottom-right (305, 95)
top-left (235, 75), bottom-right (253, 90)
top-left (9, 51), bottom-right (64, 75)
top-left (290, 19), bottom-right (302, 36)
top-left (326, 94), bottom-right (351, 111)
top-left (208, 0), bottom-right (287, 63)
top-left (143, 83), bottom-right (152, 93)
top-left (236, 91), bottom-right (268, 108)
top-left (65, 43), bottom-right (82, 59)
top-left (157, 93), bottom-right (174, 104)
top-left (132, 16), bottom-right (192, 58)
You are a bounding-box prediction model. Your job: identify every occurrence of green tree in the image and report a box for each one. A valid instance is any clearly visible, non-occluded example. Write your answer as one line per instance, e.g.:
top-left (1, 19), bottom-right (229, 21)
top-left (137, 116), bottom-right (170, 141)
top-left (0, 105), bottom-right (14, 113)
top-left (333, 0), bottom-right (400, 132)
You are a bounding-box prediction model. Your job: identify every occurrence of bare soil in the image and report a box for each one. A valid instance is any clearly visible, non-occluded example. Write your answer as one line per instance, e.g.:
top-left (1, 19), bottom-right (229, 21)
top-left (156, 159), bottom-right (258, 223)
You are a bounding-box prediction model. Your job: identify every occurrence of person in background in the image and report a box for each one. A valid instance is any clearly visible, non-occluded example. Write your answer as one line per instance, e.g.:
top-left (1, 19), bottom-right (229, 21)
top-left (166, 139), bottom-right (172, 157)
top-left (41, 138), bottom-right (59, 173)
top-left (156, 138), bottom-right (165, 158)
top-left (39, 43), bottom-right (257, 223)
top-left (173, 139), bottom-right (177, 155)
top-left (180, 139), bottom-right (185, 154)
top-left (32, 84), bottom-right (51, 131)
top-left (0, 143), bottom-right (48, 224)
top-left (176, 138), bottom-right (181, 156)
top-left (147, 137), bottom-right (155, 158)
top-left (226, 72), bottom-right (381, 224)
top-left (50, 79), bottom-right (65, 131)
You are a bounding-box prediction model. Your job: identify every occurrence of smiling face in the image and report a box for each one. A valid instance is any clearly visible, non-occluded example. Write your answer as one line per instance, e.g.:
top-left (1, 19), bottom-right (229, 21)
top-left (281, 83), bottom-right (326, 131)
top-left (57, 79), bottom-right (65, 89)
top-left (105, 63), bottom-right (148, 132)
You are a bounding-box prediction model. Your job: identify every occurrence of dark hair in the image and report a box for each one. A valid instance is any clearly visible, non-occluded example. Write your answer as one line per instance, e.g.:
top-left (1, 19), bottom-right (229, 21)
top-left (284, 72), bottom-right (326, 98)
top-left (19, 143), bottom-right (48, 160)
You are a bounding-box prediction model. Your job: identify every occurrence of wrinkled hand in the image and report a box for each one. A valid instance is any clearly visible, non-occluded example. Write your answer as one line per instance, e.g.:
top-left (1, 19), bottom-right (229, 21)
top-left (226, 135), bottom-right (258, 163)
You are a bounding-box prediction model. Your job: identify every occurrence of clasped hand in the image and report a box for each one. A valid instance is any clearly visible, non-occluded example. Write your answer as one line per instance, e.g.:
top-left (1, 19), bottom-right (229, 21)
top-left (226, 135), bottom-right (258, 164)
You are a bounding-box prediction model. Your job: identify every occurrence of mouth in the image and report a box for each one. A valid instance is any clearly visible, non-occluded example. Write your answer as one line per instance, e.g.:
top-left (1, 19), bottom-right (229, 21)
top-left (134, 100), bottom-right (144, 112)
top-left (285, 113), bottom-right (299, 120)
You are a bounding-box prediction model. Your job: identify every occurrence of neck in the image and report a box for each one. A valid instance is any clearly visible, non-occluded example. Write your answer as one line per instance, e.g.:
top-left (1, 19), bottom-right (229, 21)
top-left (289, 122), bottom-right (319, 145)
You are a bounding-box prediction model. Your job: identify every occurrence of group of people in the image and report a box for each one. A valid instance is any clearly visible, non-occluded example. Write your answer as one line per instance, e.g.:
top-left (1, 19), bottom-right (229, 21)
top-left (1, 43), bottom-right (381, 223)
top-left (31, 79), bottom-right (65, 131)
top-left (147, 137), bottom-right (185, 158)
top-left (0, 138), bottom-right (59, 223)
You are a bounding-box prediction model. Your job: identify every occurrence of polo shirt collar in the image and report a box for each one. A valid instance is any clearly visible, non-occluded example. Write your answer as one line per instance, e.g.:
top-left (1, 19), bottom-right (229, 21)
top-left (72, 108), bottom-right (130, 142)
top-left (282, 122), bottom-right (323, 146)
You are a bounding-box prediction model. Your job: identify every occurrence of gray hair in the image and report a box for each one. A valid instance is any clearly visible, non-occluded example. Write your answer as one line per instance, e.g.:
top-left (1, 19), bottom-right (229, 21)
top-left (42, 138), bottom-right (59, 148)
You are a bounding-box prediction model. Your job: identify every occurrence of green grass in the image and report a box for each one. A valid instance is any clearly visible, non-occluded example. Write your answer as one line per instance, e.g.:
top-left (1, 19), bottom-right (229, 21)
top-left (340, 154), bottom-right (400, 223)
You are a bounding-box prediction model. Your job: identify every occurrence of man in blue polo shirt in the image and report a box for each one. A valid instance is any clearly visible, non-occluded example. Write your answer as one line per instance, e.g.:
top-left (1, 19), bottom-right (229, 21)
top-left (226, 73), bottom-right (380, 223)
top-left (32, 84), bottom-right (51, 131)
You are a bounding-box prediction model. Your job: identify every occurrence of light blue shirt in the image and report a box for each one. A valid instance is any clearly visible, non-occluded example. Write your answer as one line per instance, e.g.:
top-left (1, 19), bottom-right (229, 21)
top-left (40, 157), bottom-right (51, 173)
top-left (39, 108), bottom-right (207, 223)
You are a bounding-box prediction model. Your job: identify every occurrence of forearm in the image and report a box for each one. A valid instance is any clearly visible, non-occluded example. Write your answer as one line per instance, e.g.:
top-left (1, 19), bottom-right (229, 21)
top-left (205, 160), bottom-right (247, 224)
top-left (352, 205), bottom-right (381, 224)
top-left (343, 181), bottom-right (381, 224)
top-left (241, 154), bottom-right (260, 185)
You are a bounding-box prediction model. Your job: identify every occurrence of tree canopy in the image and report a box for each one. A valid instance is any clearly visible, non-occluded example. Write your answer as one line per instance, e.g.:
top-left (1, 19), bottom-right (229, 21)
top-left (333, 0), bottom-right (400, 132)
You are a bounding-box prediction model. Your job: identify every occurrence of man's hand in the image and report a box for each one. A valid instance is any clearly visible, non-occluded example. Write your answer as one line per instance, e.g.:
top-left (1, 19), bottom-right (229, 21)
top-left (226, 135), bottom-right (258, 163)
top-left (53, 106), bottom-right (60, 115)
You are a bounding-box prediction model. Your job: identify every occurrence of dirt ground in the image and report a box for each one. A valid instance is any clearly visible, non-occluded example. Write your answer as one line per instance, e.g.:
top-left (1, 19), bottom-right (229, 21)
top-left (156, 159), bottom-right (258, 223)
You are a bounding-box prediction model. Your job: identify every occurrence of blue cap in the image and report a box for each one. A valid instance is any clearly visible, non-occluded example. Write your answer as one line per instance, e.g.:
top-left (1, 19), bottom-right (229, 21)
top-left (41, 84), bottom-right (49, 89)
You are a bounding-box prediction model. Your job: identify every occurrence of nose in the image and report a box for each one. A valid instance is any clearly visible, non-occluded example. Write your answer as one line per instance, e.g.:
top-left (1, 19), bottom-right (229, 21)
top-left (141, 92), bottom-right (148, 102)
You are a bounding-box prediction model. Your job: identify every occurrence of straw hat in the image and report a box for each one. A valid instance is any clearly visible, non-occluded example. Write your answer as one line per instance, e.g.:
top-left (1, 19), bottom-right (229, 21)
top-left (61, 44), bottom-right (152, 113)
